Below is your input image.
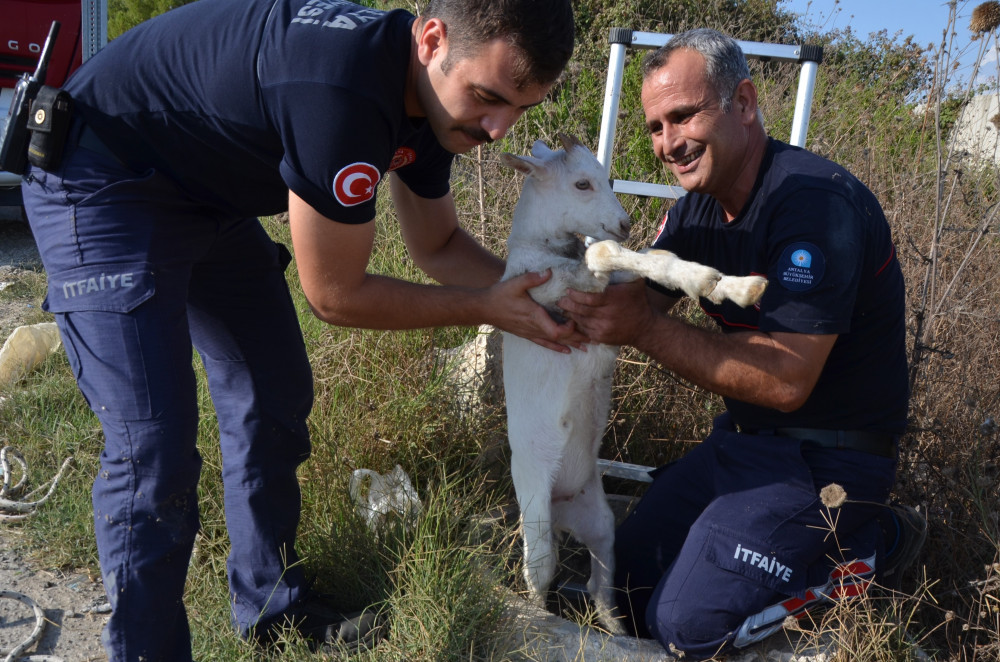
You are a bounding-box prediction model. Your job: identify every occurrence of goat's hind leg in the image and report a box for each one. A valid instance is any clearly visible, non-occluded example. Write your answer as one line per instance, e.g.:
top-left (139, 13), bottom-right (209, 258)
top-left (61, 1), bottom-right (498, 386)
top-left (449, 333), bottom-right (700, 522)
top-left (511, 461), bottom-right (559, 607)
top-left (554, 476), bottom-right (626, 635)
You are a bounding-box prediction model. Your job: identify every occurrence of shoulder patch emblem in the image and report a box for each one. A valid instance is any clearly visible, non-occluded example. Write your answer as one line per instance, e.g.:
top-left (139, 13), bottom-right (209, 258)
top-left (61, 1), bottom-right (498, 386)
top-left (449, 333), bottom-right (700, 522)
top-left (777, 242), bottom-right (825, 292)
top-left (333, 162), bottom-right (380, 207)
top-left (388, 147), bottom-right (416, 172)
top-left (652, 213), bottom-right (669, 244)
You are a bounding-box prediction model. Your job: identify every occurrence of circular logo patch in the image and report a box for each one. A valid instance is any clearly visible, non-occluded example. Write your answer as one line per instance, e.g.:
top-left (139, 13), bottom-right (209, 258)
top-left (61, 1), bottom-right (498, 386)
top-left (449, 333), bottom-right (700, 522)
top-left (388, 147), bottom-right (416, 172)
top-left (777, 242), bottom-right (825, 292)
top-left (333, 162), bottom-right (380, 207)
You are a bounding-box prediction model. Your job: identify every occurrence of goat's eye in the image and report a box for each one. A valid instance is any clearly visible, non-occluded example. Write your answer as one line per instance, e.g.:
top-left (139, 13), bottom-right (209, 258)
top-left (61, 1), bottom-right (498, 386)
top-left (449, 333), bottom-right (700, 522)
top-left (575, 180), bottom-right (592, 191)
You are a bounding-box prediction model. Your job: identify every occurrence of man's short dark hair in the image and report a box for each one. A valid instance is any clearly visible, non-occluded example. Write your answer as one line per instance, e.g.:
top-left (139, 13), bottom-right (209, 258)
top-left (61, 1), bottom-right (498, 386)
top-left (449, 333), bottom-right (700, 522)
top-left (641, 28), bottom-right (751, 113)
top-left (421, 0), bottom-right (575, 88)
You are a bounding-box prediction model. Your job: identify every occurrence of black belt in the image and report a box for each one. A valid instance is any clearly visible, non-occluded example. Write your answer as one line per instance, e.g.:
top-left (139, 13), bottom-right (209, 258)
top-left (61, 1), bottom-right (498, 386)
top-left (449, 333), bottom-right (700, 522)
top-left (747, 427), bottom-right (897, 458)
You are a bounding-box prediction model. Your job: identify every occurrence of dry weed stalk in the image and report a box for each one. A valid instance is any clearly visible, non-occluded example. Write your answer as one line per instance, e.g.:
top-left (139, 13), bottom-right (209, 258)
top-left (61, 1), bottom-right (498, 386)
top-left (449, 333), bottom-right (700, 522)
top-left (910, 1), bottom-right (1000, 383)
top-left (776, 495), bottom-right (937, 661)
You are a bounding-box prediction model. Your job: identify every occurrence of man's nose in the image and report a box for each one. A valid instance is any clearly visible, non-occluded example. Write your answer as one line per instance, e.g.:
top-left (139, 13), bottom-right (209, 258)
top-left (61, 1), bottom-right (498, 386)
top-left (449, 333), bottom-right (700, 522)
top-left (654, 124), bottom-right (684, 162)
top-left (482, 106), bottom-right (525, 142)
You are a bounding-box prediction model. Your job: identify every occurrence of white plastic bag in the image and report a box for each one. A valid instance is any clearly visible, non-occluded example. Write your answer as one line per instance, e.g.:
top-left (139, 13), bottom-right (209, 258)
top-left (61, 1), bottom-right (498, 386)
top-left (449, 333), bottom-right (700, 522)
top-left (349, 464), bottom-right (422, 532)
top-left (0, 322), bottom-right (62, 388)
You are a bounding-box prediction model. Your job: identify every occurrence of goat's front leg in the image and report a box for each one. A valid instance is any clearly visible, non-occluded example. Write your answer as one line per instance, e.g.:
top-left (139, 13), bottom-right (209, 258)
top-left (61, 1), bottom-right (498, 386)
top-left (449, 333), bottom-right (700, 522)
top-left (585, 240), bottom-right (766, 307)
top-left (586, 240), bottom-right (720, 299)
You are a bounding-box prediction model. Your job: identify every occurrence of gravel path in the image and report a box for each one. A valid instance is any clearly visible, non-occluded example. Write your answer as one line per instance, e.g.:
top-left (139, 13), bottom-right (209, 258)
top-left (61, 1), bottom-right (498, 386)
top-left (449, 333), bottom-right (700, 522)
top-left (0, 220), bottom-right (39, 271)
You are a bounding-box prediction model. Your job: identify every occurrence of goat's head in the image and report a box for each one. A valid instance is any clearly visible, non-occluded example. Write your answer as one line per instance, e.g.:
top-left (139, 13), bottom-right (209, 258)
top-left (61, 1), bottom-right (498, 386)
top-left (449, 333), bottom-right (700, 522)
top-left (500, 134), bottom-right (631, 243)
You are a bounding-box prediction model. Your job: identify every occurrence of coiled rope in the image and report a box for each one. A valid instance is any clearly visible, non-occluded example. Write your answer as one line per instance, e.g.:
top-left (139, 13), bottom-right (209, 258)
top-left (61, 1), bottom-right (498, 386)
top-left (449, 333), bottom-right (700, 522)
top-left (0, 447), bottom-right (73, 521)
top-left (1, 446), bottom-right (73, 661)
top-left (0, 590), bottom-right (63, 662)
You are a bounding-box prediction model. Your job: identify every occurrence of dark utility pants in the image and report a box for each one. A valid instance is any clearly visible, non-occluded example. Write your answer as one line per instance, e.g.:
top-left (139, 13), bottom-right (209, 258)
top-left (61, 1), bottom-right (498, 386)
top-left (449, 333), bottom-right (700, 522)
top-left (614, 413), bottom-right (897, 659)
top-left (22, 128), bottom-right (314, 662)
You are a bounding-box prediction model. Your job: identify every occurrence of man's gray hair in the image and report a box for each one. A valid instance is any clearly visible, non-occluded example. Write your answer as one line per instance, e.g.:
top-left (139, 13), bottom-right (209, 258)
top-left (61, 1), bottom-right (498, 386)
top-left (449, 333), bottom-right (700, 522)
top-left (641, 28), bottom-right (751, 114)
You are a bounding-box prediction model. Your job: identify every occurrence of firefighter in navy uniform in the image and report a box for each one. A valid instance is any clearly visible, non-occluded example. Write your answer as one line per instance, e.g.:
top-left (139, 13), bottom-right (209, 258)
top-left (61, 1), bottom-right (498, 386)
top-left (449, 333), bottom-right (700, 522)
top-left (559, 29), bottom-right (924, 659)
top-left (20, 1), bottom-right (576, 660)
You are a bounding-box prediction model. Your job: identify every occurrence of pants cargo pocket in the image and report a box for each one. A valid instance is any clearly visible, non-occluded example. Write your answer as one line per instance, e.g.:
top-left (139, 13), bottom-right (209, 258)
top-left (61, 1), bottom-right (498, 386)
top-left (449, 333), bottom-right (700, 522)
top-left (44, 263), bottom-right (157, 421)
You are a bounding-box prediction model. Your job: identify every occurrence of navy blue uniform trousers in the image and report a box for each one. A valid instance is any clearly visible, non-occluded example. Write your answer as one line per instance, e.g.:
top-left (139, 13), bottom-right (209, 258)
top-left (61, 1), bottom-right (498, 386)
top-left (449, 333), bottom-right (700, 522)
top-left (614, 413), bottom-right (896, 659)
top-left (22, 132), bottom-right (314, 662)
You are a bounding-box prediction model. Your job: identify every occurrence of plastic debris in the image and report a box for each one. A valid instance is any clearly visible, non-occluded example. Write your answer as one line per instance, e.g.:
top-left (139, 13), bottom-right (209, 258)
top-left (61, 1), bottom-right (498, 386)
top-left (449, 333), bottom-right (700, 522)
top-left (349, 464), bottom-right (422, 532)
top-left (0, 322), bottom-right (62, 388)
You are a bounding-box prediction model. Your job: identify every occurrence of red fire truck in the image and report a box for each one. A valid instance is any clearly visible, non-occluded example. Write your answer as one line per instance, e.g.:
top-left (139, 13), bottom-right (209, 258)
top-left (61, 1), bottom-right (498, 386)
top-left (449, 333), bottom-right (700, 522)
top-left (0, 0), bottom-right (107, 213)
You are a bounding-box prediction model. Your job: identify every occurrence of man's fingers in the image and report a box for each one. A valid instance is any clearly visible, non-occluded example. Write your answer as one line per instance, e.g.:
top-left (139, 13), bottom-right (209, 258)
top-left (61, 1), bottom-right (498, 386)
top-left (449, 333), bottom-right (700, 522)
top-left (557, 288), bottom-right (598, 315)
top-left (515, 269), bottom-right (552, 290)
top-left (530, 337), bottom-right (572, 353)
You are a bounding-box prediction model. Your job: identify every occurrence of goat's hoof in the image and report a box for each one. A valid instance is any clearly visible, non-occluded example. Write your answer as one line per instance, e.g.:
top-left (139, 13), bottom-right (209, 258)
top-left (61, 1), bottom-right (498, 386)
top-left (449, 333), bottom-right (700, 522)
top-left (523, 590), bottom-right (547, 610)
top-left (591, 598), bottom-right (628, 636)
top-left (584, 240), bottom-right (624, 270)
top-left (741, 275), bottom-right (769, 305)
top-left (709, 275), bottom-right (768, 306)
top-left (601, 617), bottom-right (628, 637)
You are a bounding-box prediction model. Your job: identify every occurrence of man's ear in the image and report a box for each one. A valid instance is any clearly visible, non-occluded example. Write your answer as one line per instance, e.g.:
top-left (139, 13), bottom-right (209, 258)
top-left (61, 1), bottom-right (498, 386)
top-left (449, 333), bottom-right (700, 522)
top-left (415, 17), bottom-right (447, 66)
top-left (734, 78), bottom-right (759, 124)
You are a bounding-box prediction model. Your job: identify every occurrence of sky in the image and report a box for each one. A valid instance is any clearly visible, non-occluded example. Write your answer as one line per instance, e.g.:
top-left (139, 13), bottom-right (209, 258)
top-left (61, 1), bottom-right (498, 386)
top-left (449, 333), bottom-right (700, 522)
top-left (781, 0), bottom-right (1000, 89)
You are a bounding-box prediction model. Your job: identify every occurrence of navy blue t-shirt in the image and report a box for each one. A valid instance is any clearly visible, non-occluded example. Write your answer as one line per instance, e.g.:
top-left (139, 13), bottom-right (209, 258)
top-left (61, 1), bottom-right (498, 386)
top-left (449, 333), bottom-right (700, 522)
top-left (651, 139), bottom-right (908, 433)
top-left (64, 0), bottom-right (453, 221)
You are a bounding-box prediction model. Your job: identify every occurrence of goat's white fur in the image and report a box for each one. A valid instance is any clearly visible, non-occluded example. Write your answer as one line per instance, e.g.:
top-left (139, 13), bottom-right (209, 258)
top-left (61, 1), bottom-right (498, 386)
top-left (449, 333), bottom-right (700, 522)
top-left (500, 134), bottom-right (767, 633)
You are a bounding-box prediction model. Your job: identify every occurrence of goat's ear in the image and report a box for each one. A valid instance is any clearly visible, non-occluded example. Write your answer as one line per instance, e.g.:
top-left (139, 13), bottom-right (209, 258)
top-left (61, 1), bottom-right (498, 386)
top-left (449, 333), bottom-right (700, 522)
top-left (557, 133), bottom-right (586, 152)
top-left (499, 153), bottom-right (547, 178)
top-left (530, 139), bottom-right (555, 159)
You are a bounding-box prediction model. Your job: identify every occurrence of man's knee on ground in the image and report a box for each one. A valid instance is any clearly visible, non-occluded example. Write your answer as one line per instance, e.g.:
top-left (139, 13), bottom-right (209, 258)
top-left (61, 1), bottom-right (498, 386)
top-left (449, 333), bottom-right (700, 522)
top-left (646, 598), bottom-right (743, 661)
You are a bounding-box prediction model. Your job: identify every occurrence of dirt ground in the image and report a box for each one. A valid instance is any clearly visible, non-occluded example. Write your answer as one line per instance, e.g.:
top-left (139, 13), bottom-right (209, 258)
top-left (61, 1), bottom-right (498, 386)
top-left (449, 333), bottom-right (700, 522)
top-left (0, 535), bottom-right (109, 661)
top-left (1, 218), bottom-right (110, 661)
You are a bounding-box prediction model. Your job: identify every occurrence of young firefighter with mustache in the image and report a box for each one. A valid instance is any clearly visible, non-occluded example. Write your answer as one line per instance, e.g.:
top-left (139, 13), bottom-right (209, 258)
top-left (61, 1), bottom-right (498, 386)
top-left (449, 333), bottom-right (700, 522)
top-left (20, 1), bottom-right (576, 659)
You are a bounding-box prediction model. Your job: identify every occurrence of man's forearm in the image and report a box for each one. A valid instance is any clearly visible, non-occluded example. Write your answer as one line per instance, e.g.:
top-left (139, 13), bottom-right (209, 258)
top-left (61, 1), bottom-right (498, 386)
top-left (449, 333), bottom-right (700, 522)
top-left (414, 226), bottom-right (505, 288)
top-left (633, 314), bottom-right (821, 412)
top-left (306, 272), bottom-right (494, 330)
top-left (305, 269), bottom-right (573, 349)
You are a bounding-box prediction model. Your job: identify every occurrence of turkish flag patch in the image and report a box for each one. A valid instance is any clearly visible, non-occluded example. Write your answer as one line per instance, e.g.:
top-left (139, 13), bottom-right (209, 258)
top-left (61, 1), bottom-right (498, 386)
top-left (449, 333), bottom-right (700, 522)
top-left (333, 162), bottom-right (381, 207)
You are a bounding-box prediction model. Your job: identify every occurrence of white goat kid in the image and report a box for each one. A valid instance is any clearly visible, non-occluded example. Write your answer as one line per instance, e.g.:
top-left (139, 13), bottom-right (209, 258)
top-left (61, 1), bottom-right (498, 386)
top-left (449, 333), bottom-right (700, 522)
top-left (499, 134), bottom-right (766, 634)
